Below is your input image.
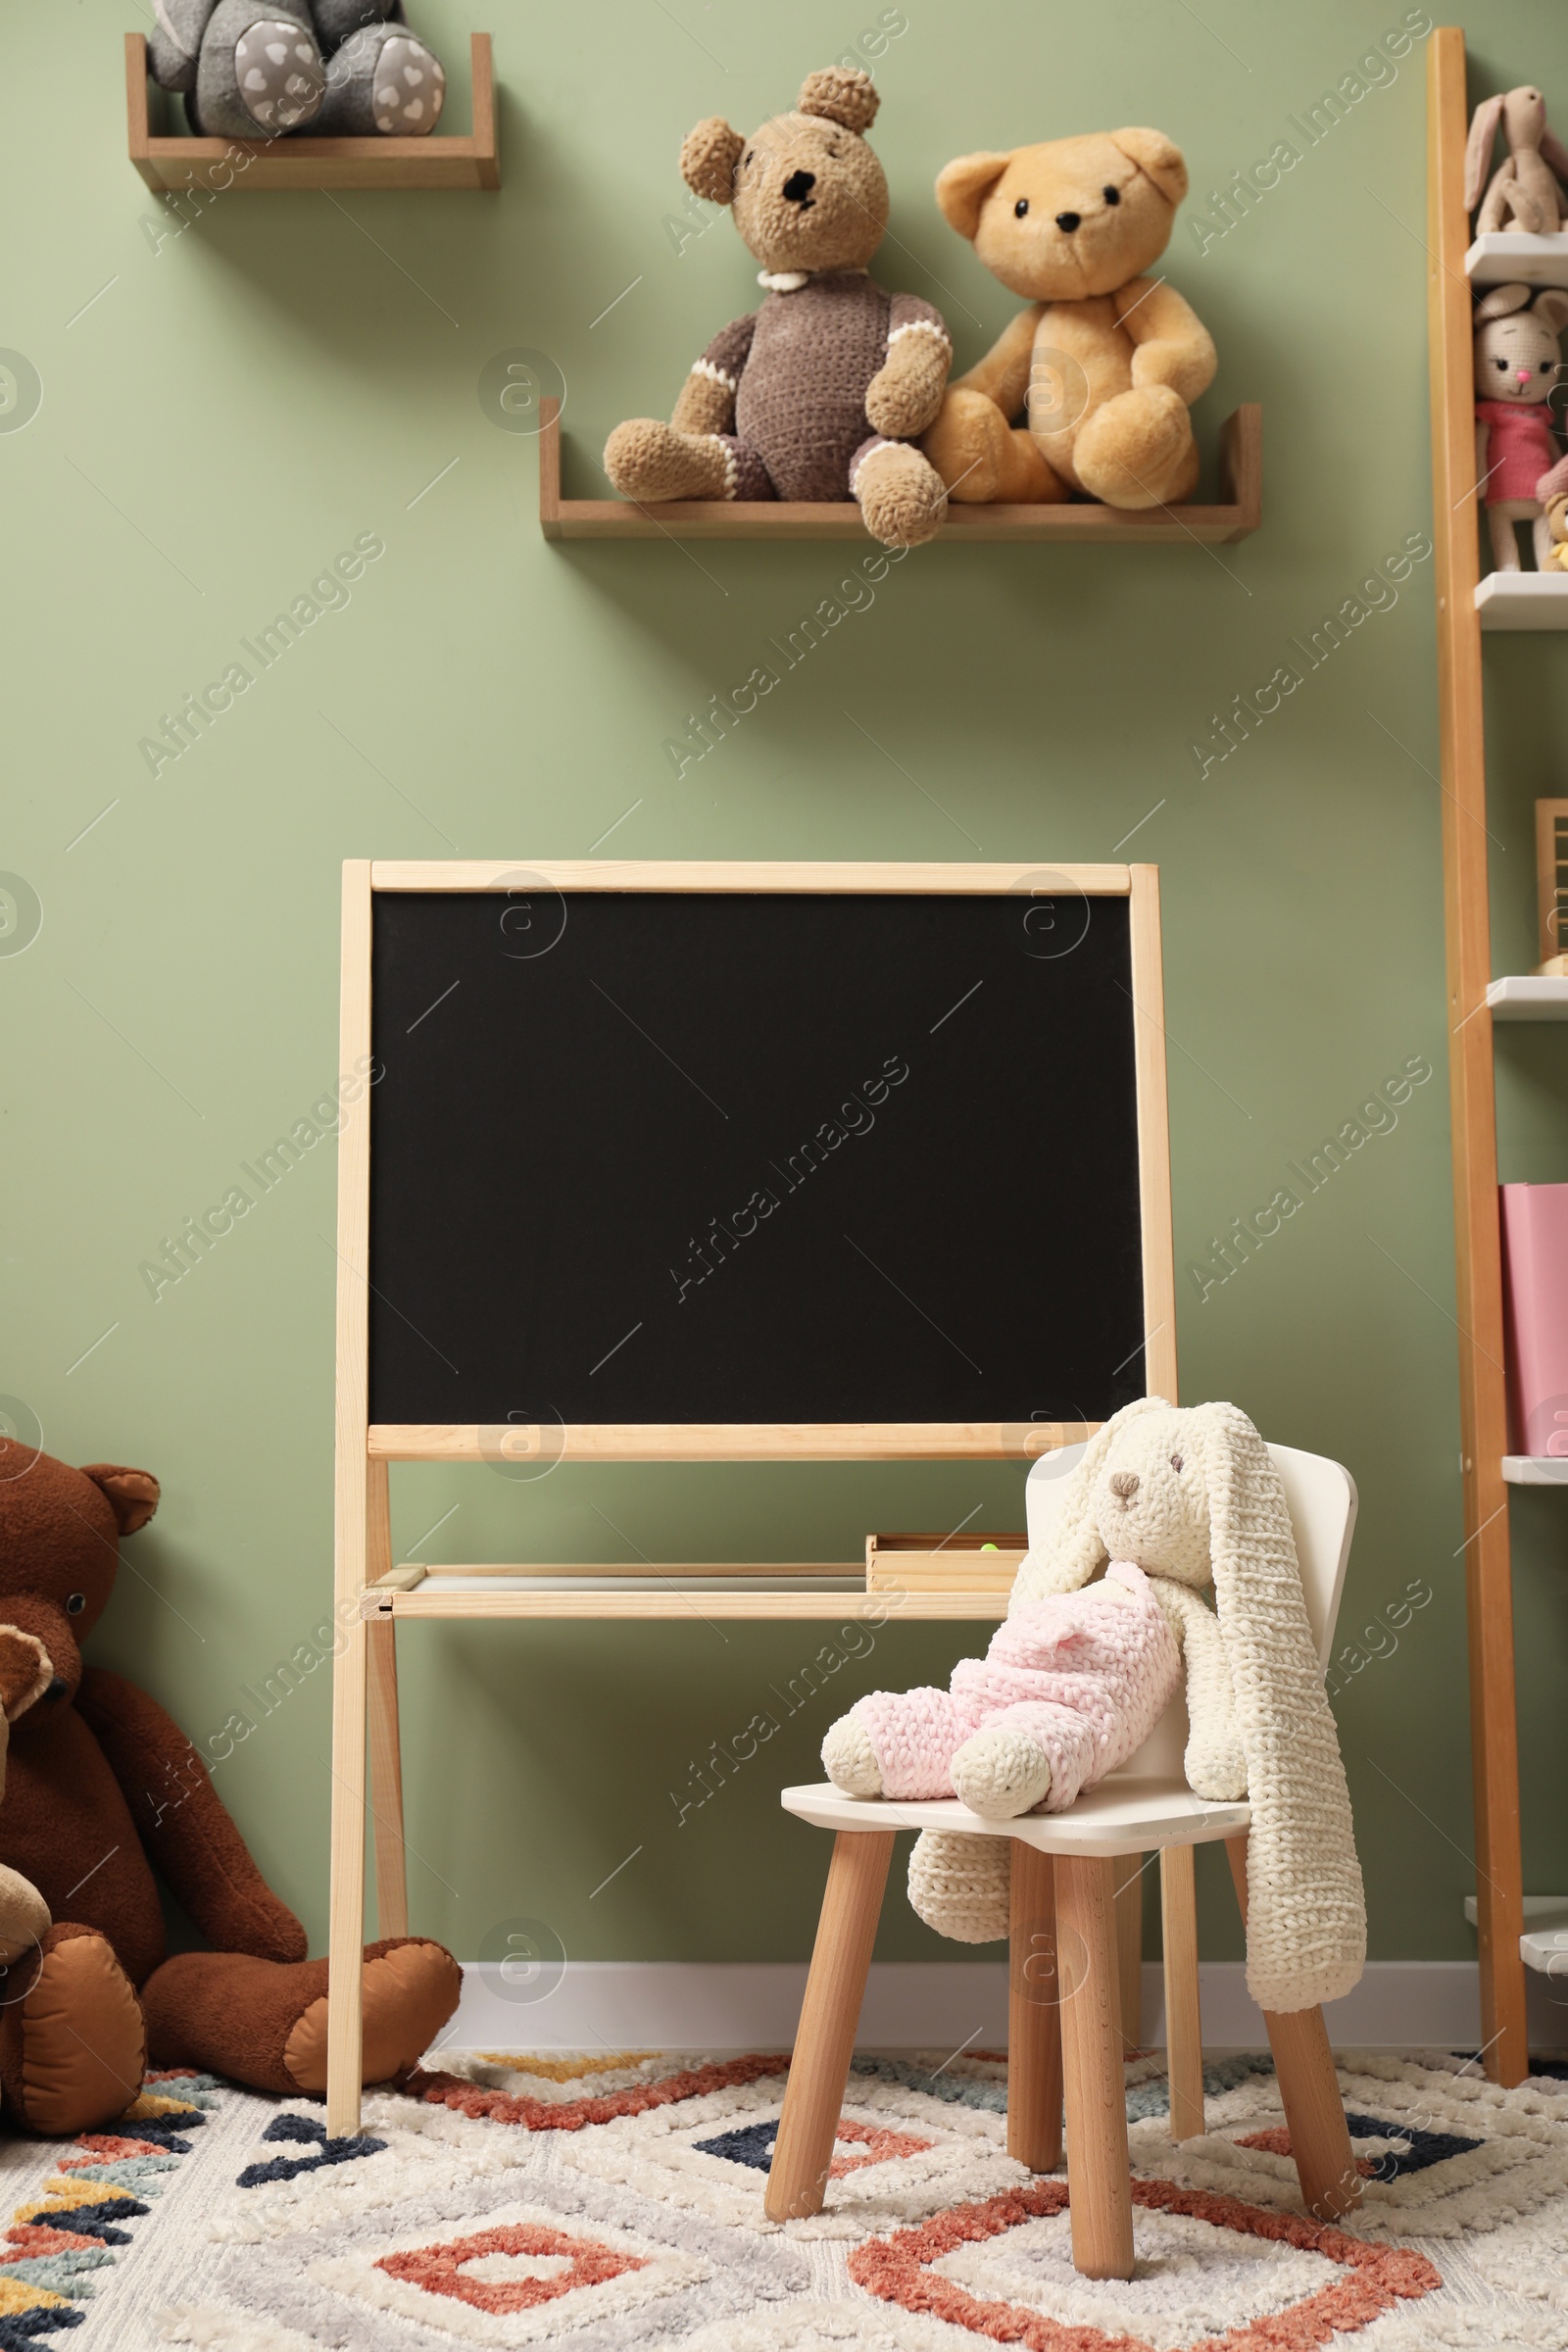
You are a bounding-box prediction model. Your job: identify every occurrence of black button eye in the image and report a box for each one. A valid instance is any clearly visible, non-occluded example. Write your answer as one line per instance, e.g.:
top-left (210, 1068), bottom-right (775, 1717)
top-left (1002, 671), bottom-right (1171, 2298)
top-left (1103, 183), bottom-right (1121, 204)
top-left (1496, 357), bottom-right (1508, 369)
top-left (1169, 1454), bottom-right (1184, 1474)
top-left (66, 1593), bottom-right (85, 1616)
top-left (1014, 197), bottom-right (1029, 217)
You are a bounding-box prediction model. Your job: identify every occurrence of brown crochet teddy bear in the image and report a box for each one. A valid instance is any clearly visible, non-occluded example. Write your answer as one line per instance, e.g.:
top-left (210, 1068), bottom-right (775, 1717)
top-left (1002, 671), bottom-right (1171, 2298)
top-left (604, 67), bottom-right (952, 546)
top-left (0, 1441), bottom-right (459, 2135)
top-left (921, 128), bottom-right (1216, 509)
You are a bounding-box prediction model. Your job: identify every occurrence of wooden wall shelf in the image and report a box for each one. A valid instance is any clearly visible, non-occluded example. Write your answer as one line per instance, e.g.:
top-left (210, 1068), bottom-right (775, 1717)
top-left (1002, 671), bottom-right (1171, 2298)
top-left (1467, 229), bottom-right (1568, 288)
top-left (1486, 976), bottom-right (1568, 1018)
top-left (1475, 573), bottom-right (1568, 628)
top-left (538, 400), bottom-right (1261, 545)
top-left (126, 31), bottom-right (498, 192)
top-left (1502, 1456), bottom-right (1568, 1485)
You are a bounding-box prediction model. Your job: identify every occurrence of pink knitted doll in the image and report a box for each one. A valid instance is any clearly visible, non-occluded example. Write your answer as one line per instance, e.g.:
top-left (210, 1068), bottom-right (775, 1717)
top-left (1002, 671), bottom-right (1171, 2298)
top-left (824, 1559), bottom-right (1180, 1818)
top-left (1473, 280), bottom-right (1568, 572)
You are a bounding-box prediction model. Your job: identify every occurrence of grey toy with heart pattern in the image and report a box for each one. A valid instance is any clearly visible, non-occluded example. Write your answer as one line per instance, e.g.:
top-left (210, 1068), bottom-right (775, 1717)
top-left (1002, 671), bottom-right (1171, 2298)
top-left (147, 0), bottom-right (445, 140)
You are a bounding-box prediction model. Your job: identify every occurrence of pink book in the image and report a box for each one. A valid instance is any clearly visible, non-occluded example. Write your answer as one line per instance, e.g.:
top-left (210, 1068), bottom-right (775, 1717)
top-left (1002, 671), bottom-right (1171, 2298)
top-left (1500, 1182), bottom-right (1568, 1456)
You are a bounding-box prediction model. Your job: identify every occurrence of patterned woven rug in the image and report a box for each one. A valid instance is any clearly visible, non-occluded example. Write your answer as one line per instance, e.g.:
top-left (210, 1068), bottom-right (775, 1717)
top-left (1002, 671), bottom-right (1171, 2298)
top-left (5, 2047), bottom-right (1568, 2348)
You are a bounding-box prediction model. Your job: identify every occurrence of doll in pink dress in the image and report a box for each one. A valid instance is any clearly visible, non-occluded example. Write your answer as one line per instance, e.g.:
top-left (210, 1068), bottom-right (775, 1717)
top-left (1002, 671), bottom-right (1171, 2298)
top-left (1473, 280), bottom-right (1568, 572)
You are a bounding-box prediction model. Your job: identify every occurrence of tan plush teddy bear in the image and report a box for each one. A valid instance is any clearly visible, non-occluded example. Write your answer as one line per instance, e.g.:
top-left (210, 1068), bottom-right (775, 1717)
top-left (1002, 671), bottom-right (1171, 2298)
top-left (604, 68), bottom-right (952, 547)
top-left (920, 129), bottom-right (1216, 509)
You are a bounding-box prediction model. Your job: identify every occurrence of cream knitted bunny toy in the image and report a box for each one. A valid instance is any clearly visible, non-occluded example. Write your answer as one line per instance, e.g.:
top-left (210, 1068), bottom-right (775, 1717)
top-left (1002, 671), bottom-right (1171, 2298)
top-left (824, 1397), bottom-right (1366, 2017)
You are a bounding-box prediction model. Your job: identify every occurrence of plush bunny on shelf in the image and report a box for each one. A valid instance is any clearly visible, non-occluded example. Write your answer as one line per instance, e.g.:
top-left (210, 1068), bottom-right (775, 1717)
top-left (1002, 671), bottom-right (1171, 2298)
top-left (823, 1398), bottom-right (1366, 2017)
top-left (1466, 86), bottom-right (1568, 233)
top-left (1473, 281), bottom-right (1568, 572)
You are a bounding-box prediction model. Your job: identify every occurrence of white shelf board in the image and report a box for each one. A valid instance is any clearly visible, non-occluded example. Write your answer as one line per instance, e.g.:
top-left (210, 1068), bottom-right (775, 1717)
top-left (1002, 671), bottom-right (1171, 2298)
top-left (1466, 229), bottom-right (1568, 287)
top-left (1475, 572), bottom-right (1568, 628)
top-left (1465, 1893), bottom-right (1568, 1973)
top-left (1503, 1455), bottom-right (1568, 1485)
top-left (1487, 976), bottom-right (1568, 1018)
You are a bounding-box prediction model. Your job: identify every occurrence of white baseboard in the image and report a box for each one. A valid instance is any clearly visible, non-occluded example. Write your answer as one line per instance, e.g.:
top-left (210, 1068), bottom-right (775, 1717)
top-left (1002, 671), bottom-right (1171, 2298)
top-left (434, 1958), bottom-right (1547, 2059)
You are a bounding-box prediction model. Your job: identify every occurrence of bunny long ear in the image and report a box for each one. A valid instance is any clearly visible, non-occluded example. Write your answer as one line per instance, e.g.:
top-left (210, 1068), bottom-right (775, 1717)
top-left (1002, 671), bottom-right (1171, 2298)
top-left (1014, 1396), bottom-right (1168, 1602)
top-left (1466, 93), bottom-right (1505, 211)
top-left (1475, 279), bottom-right (1534, 323)
top-left (1197, 1402), bottom-right (1365, 2013)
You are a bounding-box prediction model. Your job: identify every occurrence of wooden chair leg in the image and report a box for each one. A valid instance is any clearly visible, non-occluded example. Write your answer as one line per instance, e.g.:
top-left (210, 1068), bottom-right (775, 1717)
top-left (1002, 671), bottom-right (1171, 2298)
top-left (1008, 1841), bottom-right (1062, 2171)
top-left (1055, 1854), bottom-right (1135, 2280)
top-left (765, 1832), bottom-right (893, 2223)
top-left (1115, 1857), bottom-right (1145, 2045)
top-left (1226, 1834), bottom-right (1359, 2221)
top-left (1160, 1844), bottom-right (1204, 2141)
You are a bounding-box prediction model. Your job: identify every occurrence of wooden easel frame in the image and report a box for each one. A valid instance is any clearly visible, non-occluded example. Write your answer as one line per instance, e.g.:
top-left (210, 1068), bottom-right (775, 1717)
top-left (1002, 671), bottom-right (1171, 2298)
top-left (327, 860), bottom-right (1176, 2134)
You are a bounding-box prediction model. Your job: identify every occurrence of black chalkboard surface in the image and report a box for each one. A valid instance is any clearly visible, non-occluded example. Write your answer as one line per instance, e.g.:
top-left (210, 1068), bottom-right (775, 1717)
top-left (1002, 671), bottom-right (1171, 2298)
top-left (367, 884), bottom-right (1151, 1431)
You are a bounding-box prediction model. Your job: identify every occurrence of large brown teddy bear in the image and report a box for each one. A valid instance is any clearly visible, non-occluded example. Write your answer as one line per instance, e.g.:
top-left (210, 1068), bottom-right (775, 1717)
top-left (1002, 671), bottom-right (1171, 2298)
top-left (921, 128), bottom-right (1216, 509)
top-left (604, 67), bottom-right (952, 547)
top-left (0, 1442), bottom-right (459, 2135)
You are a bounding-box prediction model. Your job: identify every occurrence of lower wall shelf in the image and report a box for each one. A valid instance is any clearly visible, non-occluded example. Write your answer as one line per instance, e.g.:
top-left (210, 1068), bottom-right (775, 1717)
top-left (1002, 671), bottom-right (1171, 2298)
top-left (538, 401), bottom-right (1262, 545)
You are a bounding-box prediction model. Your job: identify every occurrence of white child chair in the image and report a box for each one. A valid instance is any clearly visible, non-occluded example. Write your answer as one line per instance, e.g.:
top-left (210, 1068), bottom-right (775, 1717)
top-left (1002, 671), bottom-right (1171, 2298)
top-left (766, 1438), bottom-right (1360, 2281)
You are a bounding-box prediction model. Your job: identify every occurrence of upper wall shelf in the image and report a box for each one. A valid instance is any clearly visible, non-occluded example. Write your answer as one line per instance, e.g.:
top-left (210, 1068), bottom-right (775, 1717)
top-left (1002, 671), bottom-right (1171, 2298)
top-left (538, 400), bottom-right (1261, 545)
top-left (125, 31), bottom-right (499, 192)
top-left (1467, 229), bottom-right (1568, 287)
top-left (1487, 976), bottom-right (1568, 1018)
top-left (1475, 572), bottom-right (1568, 627)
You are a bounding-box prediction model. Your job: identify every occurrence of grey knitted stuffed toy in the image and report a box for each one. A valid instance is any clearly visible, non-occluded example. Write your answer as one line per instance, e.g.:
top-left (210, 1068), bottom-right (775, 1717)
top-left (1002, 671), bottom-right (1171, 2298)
top-left (147, 0), bottom-right (444, 140)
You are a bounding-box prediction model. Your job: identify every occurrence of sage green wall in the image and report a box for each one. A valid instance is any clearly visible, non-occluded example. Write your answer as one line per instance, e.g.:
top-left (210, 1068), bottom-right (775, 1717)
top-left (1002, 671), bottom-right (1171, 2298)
top-left (8, 0), bottom-right (1568, 1988)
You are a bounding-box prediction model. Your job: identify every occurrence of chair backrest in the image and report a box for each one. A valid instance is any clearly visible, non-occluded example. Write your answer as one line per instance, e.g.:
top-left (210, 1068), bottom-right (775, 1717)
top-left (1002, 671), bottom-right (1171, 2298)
top-left (1022, 1438), bottom-right (1357, 1781)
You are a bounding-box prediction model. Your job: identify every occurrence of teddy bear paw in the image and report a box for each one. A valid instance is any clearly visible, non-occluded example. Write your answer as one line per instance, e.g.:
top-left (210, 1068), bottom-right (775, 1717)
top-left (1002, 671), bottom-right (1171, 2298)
top-left (1072, 385), bottom-right (1199, 510)
top-left (854, 441), bottom-right (947, 547)
top-left (952, 1726), bottom-right (1052, 1818)
top-left (0, 1924), bottom-right (146, 2137)
top-left (921, 389), bottom-right (1004, 501)
top-left (605, 420), bottom-right (732, 503)
top-left (821, 1713), bottom-right (883, 1798)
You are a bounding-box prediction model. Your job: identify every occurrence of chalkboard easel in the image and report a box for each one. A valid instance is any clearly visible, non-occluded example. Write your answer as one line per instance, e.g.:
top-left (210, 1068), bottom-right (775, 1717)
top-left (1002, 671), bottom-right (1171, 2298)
top-left (326, 860), bottom-right (1176, 2132)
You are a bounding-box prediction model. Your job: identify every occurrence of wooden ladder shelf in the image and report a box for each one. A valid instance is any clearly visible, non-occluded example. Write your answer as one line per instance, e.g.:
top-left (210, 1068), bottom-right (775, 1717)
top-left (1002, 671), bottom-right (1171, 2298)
top-left (1427, 24), bottom-right (1530, 2084)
